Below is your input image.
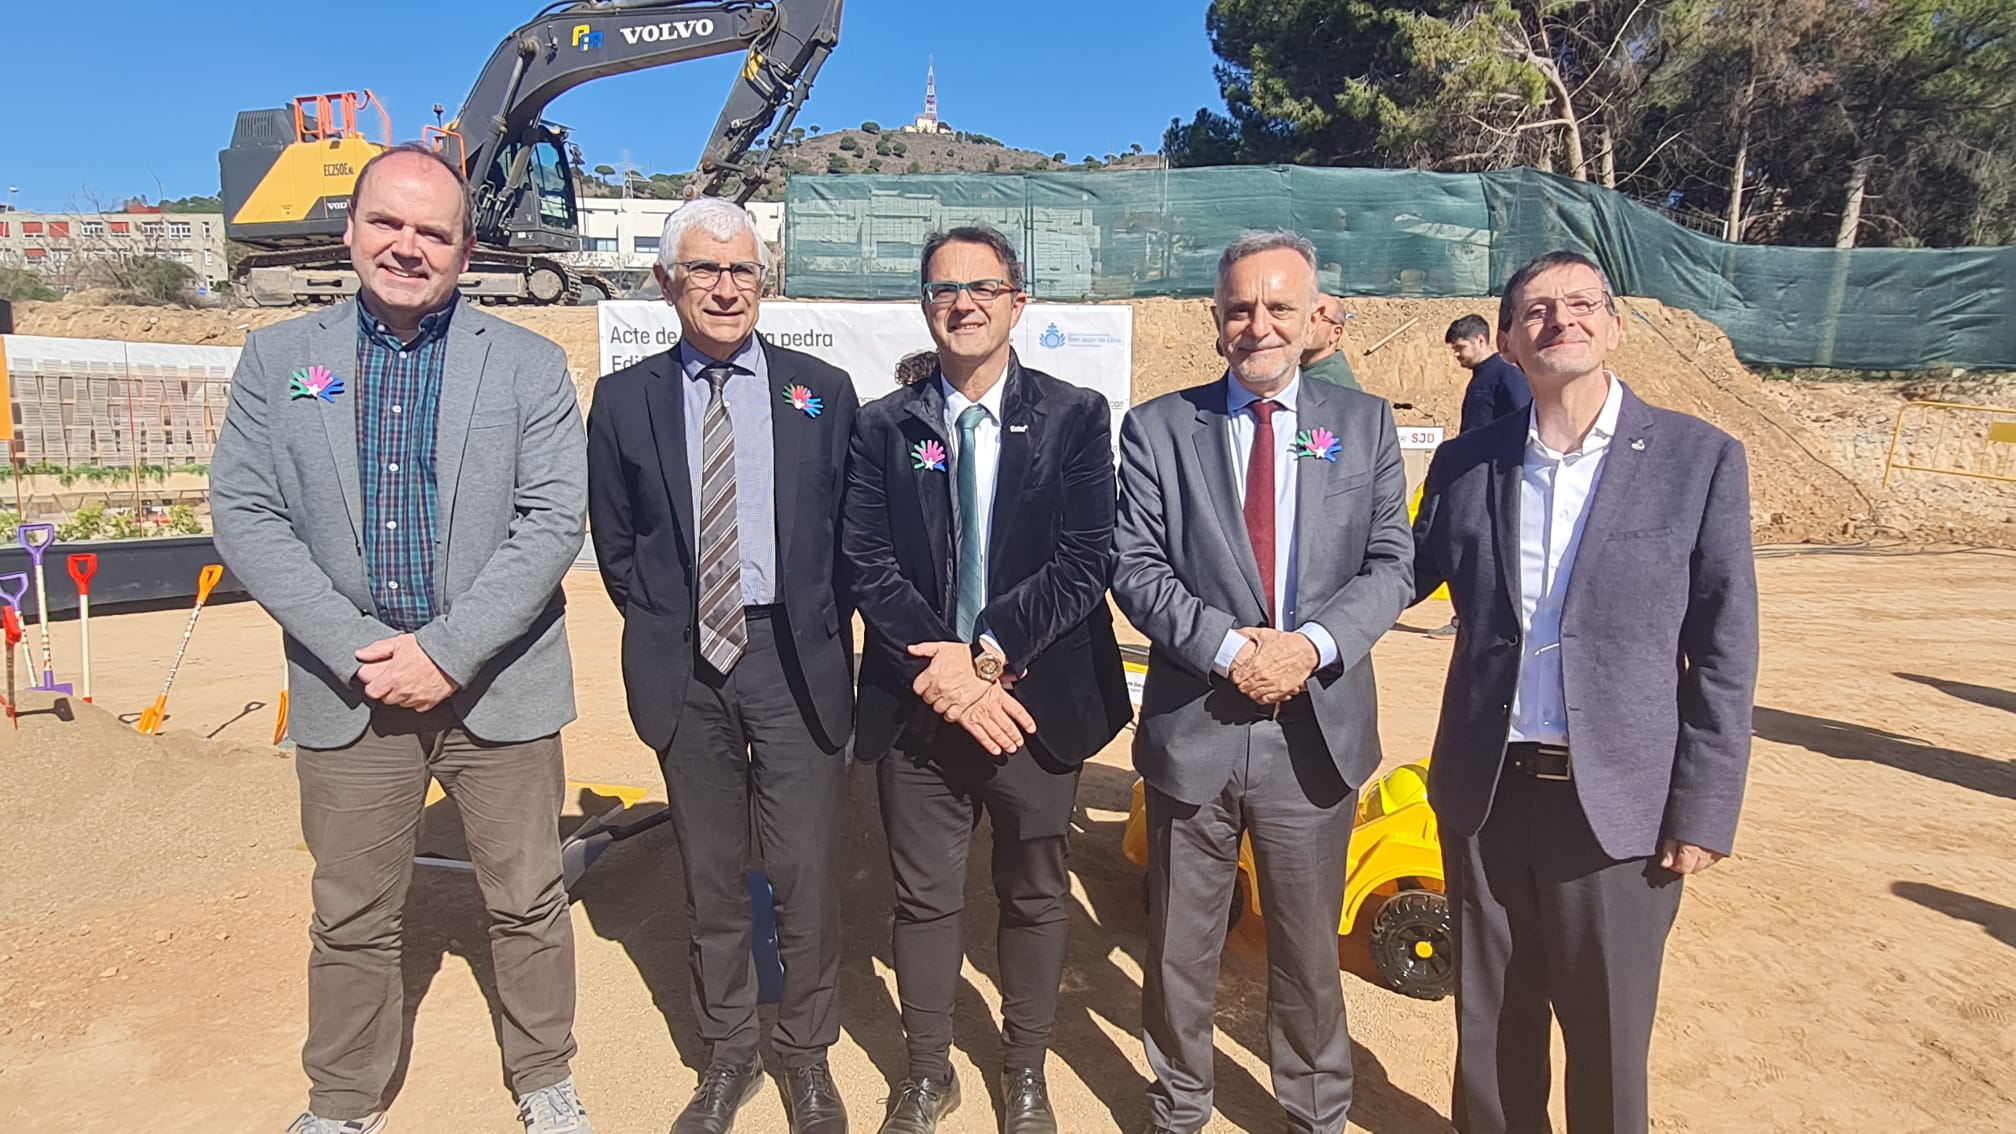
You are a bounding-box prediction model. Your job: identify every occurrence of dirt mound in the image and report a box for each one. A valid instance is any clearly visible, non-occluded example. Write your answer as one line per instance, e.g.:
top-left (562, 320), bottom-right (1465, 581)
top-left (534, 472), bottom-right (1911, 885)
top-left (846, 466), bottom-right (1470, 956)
top-left (0, 692), bottom-right (301, 921)
top-left (23, 294), bottom-right (2006, 546)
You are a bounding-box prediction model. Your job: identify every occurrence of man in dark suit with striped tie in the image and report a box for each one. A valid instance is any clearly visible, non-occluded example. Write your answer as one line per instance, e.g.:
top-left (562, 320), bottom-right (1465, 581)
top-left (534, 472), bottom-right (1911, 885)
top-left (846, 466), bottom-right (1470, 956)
top-left (587, 198), bottom-right (858, 1134)
top-left (844, 226), bottom-right (1132, 1134)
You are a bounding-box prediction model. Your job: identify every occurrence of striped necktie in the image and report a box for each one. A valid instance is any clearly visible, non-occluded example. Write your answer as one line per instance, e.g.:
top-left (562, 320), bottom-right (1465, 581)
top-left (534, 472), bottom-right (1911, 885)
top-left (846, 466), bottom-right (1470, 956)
top-left (695, 363), bottom-right (747, 672)
top-left (953, 403), bottom-right (989, 642)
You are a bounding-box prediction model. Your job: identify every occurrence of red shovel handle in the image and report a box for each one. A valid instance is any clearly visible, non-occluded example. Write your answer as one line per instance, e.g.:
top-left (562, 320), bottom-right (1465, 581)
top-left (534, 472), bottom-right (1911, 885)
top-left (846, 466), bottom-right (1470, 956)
top-left (2, 606), bottom-right (18, 646)
top-left (67, 553), bottom-right (98, 594)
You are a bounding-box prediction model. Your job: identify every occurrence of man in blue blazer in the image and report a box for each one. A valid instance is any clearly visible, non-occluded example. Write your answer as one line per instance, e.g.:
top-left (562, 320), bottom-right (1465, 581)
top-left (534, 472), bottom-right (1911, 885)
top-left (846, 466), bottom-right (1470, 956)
top-left (1412, 251), bottom-right (1759, 1134)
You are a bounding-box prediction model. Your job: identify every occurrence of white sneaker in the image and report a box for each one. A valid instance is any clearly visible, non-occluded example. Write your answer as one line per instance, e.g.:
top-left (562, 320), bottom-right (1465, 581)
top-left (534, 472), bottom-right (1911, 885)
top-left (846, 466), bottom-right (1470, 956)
top-left (518, 1077), bottom-right (593, 1134)
top-left (284, 1114), bottom-right (386, 1134)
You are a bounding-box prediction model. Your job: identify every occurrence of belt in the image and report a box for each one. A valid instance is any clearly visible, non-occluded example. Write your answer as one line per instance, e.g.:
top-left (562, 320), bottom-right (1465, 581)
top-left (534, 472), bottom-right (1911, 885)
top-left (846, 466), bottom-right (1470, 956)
top-left (1505, 742), bottom-right (1573, 781)
top-left (741, 603), bottom-right (783, 620)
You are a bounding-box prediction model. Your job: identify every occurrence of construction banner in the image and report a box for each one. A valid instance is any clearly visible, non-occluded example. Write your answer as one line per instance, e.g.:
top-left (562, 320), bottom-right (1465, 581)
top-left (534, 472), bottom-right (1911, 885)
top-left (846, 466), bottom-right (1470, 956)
top-left (597, 300), bottom-right (1134, 453)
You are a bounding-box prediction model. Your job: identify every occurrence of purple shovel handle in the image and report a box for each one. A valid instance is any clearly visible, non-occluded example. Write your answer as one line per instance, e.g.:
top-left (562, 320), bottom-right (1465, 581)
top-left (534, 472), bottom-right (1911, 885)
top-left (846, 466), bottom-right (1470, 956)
top-left (0, 572), bottom-right (26, 613)
top-left (16, 524), bottom-right (55, 567)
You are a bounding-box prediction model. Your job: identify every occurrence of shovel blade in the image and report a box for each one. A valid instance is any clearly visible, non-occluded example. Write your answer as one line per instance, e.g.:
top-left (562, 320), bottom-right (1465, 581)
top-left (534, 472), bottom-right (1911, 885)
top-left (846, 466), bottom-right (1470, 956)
top-left (136, 697), bottom-right (167, 736)
top-left (272, 690), bottom-right (290, 746)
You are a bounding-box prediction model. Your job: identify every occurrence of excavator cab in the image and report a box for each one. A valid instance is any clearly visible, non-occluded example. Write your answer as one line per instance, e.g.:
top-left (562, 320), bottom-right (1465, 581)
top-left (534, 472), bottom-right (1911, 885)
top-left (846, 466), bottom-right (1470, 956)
top-left (478, 125), bottom-right (584, 254)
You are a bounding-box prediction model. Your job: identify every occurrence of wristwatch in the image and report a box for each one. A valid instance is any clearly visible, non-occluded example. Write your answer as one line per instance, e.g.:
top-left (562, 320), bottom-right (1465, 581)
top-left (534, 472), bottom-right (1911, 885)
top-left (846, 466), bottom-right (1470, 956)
top-left (973, 650), bottom-right (1005, 684)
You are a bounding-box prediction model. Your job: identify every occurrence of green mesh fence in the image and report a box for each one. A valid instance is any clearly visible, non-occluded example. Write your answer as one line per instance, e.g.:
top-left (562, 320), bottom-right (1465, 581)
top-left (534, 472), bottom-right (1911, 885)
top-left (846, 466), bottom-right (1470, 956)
top-left (783, 166), bottom-right (2016, 371)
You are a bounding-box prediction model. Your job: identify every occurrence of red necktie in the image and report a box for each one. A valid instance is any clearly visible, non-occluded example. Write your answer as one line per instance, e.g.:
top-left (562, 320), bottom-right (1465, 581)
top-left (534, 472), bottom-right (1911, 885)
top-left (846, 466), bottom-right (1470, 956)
top-left (1243, 399), bottom-right (1278, 624)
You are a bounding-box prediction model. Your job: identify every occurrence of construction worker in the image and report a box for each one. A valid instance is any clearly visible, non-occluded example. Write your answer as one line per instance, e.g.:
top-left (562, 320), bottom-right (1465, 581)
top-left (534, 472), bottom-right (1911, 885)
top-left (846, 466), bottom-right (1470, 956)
top-left (212, 142), bottom-right (593, 1134)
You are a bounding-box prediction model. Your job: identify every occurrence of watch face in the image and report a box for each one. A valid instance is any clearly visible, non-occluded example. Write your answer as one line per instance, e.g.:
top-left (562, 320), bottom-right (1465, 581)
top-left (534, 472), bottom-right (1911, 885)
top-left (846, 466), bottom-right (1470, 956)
top-left (976, 654), bottom-right (1004, 681)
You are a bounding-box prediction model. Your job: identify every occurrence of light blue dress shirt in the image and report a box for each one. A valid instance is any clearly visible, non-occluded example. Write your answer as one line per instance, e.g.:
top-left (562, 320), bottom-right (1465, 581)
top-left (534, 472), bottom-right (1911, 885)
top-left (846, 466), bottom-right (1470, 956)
top-left (679, 336), bottom-right (777, 606)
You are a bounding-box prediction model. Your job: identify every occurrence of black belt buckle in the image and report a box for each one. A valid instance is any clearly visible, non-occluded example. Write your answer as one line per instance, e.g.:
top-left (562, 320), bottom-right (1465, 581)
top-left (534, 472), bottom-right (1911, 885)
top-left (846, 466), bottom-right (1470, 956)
top-left (1530, 743), bottom-right (1573, 781)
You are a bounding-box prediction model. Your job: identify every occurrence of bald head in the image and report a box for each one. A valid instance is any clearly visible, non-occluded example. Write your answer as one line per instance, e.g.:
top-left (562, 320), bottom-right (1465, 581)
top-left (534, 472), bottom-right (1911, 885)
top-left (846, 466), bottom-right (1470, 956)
top-left (1303, 294), bottom-right (1347, 365)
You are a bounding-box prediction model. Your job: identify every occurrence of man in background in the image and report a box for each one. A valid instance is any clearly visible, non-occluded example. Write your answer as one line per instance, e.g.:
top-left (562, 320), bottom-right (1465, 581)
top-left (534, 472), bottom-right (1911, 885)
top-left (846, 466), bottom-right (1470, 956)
top-left (1300, 294), bottom-right (1361, 390)
top-left (1447, 314), bottom-right (1531, 435)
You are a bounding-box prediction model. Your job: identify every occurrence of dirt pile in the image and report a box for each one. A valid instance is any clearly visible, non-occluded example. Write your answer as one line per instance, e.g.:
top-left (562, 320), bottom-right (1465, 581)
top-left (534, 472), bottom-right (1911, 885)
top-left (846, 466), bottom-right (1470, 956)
top-left (21, 294), bottom-right (2011, 546)
top-left (0, 692), bottom-right (300, 921)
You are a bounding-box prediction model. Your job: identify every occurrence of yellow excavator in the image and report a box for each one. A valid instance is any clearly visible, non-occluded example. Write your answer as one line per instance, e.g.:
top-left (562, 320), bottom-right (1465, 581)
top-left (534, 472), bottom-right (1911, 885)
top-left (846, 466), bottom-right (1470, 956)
top-left (220, 0), bottom-right (843, 306)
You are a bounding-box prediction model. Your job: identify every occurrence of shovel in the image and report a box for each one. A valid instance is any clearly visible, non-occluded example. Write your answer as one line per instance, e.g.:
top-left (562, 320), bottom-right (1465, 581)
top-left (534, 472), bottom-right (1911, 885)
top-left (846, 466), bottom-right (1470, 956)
top-left (1, 605), bottom-right (19, 729)
top-left (136, 564), bottom-right (224, 736)
top-left (17, 524), bottom-right (70, 694)
top-left (66, 554), bottom-right (97, 703)
top-left (559, 805), bottom-right (674, 896)
top-left (272, 661), bottom-right (289, 746)
top-left (0, 572), bottom-right (27, 724)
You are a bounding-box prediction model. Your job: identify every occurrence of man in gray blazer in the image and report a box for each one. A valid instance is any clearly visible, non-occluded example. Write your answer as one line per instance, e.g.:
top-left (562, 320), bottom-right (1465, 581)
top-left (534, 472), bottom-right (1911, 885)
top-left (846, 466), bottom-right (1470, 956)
top-left (212, 143), bottom-right (592, 1134)
top-left (1411, 251), bottom-right (1758, 1134)
top-left (1113, 231), bottom-right (1413, 1134)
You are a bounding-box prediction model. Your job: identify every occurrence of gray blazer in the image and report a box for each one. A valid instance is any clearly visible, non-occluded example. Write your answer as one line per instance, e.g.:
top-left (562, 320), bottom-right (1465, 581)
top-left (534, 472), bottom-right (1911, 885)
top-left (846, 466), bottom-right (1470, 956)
top-left (1113, 375), bottom-right (1415, 805)
top-left (212, 299), bottom-right (586, 749)
top-left (1411, 382), bottom-right (1758, 858)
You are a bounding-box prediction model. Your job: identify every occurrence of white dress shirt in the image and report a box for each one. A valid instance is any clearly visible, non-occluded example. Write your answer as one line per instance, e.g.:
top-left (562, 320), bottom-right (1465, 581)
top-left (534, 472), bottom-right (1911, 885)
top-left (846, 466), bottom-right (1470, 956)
top-left (943, 373), bottom-right (1006, 652)
top-left (1211, 371), bottom-right (1341, 676)
top-left (1508, 375), bottom-right (1624, 744)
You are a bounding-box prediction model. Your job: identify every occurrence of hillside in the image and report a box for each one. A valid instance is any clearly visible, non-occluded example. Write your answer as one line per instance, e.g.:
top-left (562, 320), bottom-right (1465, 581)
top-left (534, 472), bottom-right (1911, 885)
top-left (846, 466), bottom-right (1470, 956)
top-left (583, 127), bottom-right (1165, 201)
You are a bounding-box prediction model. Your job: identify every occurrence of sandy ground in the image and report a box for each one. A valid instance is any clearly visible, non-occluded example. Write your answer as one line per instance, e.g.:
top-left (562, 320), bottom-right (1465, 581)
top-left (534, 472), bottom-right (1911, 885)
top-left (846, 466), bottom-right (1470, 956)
top-left (1, 550), bottom-right (2011, 1132)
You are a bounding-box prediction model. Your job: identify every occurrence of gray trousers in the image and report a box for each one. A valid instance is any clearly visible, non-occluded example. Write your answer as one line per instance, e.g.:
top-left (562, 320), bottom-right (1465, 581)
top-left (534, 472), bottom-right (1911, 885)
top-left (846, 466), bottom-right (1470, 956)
top-left (295, 709), bottom-right (577, 1119)
top-left (1142, 708), bottom-right (1356, 1134)
top-left (1446, 772), bottom-right (1685, 1134)
top-left (662, 612), bottom-right (846, 1069)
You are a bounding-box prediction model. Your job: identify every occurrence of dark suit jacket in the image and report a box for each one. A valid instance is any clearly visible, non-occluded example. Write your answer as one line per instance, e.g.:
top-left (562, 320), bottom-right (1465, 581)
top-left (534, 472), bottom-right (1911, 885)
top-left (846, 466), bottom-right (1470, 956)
top-left (1411, 382), bottom-right (1759, 858)
top-left (843, 355), bottom-right (1131, 768)
top-left (1112, 375), bottom-right (1414, 804)
top-left (1458, 353), bottom-right (1532, 435)
top-left (587, 337), bottom-right (859, 753)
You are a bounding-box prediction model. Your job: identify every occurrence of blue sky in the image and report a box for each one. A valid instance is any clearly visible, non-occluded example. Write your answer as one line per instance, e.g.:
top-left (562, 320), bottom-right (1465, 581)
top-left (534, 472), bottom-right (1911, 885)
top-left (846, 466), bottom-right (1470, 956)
top-left (0, 0), bottom-right (1225, 212)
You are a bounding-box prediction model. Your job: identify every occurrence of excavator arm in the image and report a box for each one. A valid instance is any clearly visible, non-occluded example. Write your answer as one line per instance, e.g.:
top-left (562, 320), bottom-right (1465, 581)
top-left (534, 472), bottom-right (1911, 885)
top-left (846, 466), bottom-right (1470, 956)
top-left (448, 0), bottom-right (842, 221)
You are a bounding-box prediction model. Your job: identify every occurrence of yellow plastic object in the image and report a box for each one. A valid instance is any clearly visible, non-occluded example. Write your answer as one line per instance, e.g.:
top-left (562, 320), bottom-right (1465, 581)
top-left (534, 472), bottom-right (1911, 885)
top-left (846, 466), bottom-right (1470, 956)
top-left (1122, 757), bottom-right (1444, 937)
top-left (1406, 484), bottom-right (1452, 602)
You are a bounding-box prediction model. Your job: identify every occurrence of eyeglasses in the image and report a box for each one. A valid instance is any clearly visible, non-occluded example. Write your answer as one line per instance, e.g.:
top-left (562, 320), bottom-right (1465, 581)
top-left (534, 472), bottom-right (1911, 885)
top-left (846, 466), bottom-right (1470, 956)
top-left (676, 259), bottom-right (764, 289)
top-left (921, 279), bottom-right (1017, 306)
top-left (1518, 291), bottom-right (1611, 325)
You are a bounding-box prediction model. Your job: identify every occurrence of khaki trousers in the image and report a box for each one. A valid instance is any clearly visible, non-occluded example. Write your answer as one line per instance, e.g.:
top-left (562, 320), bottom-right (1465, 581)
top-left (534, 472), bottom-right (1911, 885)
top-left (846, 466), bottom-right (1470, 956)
top-left (294, 709), bottom-right (578, 1118)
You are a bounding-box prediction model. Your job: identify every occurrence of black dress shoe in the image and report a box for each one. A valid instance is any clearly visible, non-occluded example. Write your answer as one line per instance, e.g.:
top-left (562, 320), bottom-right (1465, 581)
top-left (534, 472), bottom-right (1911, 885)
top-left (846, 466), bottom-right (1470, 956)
top-left (1000, 1066), bottom-right (1057, 1134)
top-left (670, 1060), bottom-right (764, 1134)
top-left (784, 1061), bottom-right (849, 1134)
top-left (875, 1070), bottom-right (960, 1134)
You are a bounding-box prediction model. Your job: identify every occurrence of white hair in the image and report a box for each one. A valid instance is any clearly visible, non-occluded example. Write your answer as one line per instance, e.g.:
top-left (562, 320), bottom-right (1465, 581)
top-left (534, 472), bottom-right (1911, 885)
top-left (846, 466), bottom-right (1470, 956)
top-left (657, 197), bottom-right (771, 273)
top-left (1216, 229), bottom-right (1320, 301)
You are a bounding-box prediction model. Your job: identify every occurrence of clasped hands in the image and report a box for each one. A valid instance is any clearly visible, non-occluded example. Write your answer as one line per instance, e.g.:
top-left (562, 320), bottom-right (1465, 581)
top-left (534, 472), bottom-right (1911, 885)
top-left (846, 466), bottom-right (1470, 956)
top-left (356, 633), bottom-right (460, 711)
top-left (1227, 626), bottom-right (1319, 706)
top-left (908, 641), bottom-right (1035, 758)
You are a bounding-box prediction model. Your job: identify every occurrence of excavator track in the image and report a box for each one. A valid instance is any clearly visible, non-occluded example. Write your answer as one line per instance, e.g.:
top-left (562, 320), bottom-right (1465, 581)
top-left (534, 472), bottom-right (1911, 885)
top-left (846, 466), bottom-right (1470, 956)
top-left (233, 247), bottom-right (598, 307)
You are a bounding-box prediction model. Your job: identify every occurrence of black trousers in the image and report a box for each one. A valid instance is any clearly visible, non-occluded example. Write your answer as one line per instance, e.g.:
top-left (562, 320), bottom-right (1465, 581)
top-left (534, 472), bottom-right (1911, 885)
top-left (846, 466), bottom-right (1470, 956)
top-left (660, 613), bottom-right (847, 1069)
top-left (876, 734), bottom-right (1081, 1080)
top-left (1143, 709), bottom-right (1356, 1134)
top-left (1445, 771), bottom-right (1685, 1134)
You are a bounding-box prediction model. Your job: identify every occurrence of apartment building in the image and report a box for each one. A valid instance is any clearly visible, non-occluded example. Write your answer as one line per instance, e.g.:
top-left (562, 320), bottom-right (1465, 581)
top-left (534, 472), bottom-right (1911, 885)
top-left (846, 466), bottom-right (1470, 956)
top-left (0, 206), bottom-right (230, 291)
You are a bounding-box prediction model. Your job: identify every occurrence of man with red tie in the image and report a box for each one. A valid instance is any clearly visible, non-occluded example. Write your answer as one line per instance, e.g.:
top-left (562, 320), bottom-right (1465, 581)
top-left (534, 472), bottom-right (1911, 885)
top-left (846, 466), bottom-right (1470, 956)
top-left (1112, 231), bottom-right (1414, 1134)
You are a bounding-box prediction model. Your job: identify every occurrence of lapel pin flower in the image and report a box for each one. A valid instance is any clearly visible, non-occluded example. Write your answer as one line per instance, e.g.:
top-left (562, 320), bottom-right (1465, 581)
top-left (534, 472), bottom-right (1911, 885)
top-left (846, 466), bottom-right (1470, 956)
top-left (910, 439), bottom-right (947, 472)
top-left (1290, 427), bottom-right (1341, 462)
top-left (1629, 438), bottom-right (1647, 451)
top-left (288, 365), bottom-right (346, 403)
top-left (782, 383), bottom-right (824, 418)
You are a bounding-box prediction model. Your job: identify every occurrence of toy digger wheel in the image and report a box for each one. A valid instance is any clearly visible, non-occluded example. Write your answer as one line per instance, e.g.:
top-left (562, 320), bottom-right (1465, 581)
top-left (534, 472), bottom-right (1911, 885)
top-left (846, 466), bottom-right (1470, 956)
top-left (1369, 889), bottom-right (1454, 1001)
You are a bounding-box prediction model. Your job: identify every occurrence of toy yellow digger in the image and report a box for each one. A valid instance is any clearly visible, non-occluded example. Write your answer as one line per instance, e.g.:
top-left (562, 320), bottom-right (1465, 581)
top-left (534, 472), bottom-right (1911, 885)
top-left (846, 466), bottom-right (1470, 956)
top-left (1122, 758), bottom-right (1454, 1000)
